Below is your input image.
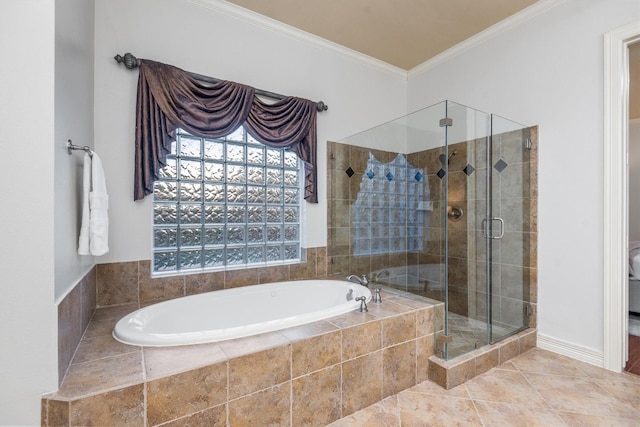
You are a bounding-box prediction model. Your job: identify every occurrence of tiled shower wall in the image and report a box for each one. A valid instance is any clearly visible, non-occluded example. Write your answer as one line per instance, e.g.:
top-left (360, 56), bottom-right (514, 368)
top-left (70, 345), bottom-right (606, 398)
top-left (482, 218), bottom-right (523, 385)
top-left (446, 127), bottom-right (538, 329)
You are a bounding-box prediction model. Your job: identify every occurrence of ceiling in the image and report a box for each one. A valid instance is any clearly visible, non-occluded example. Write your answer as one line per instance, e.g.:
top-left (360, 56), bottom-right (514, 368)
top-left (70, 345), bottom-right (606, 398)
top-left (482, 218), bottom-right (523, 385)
top-left (225, 0), bottom-right (539, 70)
top-left (224, 0), bottom-right (638, 119)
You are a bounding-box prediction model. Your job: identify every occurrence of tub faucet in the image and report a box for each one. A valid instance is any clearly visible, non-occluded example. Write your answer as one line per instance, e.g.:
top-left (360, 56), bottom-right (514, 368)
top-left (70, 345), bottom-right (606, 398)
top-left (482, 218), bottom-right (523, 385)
top-left (371, 270), bottom-right (390, 282)
top-left (346, 274), bottom-right (369, 287)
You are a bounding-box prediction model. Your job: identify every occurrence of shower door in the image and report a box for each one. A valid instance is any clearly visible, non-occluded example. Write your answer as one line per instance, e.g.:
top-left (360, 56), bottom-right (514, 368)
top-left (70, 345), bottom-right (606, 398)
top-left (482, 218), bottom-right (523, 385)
top-left (484, 114), bottom-right (532, 344)
top-left (442, 102), bottom-right (532, 359)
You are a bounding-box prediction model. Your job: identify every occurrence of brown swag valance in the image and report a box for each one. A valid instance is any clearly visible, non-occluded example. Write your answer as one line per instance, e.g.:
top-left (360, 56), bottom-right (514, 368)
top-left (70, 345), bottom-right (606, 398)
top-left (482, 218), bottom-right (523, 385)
top-left (134, 59), bottom-right (318, 203)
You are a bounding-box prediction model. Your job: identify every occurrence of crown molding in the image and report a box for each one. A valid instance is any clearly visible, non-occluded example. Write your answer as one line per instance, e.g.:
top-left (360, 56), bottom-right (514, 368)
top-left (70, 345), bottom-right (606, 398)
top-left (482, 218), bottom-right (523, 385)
top-left (187, 0), bottom-right (408, 79)
top-left (408, 0), bottom-right (567, 78)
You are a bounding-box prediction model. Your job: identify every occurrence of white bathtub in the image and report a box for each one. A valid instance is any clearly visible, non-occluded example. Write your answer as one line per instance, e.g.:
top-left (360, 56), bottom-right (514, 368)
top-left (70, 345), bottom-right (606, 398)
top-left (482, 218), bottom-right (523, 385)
top-left (113, 279), bottom-right (371, 347)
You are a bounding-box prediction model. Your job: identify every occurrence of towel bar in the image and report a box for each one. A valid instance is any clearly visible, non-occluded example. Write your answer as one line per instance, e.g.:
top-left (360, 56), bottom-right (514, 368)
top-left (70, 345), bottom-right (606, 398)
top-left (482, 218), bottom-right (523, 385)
top-left (67, 139), bottom-right (93, 158)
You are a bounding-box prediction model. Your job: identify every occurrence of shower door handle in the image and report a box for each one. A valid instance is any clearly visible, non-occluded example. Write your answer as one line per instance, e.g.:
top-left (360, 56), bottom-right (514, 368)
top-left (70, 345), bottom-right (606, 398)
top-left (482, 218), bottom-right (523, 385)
top-left (482, 218), bottom-right (505, 239)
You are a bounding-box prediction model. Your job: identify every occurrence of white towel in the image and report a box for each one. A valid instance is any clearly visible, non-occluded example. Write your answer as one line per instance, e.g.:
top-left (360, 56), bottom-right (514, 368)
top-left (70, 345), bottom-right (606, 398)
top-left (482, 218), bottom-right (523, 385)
top-left (78, 152), bottom-right (109, 256)
top-left (78, 153), bottom-right (92, 255)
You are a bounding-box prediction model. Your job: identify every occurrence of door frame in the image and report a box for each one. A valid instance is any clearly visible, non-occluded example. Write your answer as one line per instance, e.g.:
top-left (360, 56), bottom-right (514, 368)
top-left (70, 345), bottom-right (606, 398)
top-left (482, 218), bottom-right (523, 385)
top-left (603, 20), bottom-right (640, 371)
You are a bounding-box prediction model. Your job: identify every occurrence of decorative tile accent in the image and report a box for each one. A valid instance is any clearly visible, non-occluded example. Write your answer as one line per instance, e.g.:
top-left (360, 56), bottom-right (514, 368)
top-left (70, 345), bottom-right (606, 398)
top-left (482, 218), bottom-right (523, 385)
top-left (345, 167), bottom-right (355, 177)
top-left (366, 169), bottom-right (375, 179)
top-left (386, 171), bottom-right (394, 181)
top-left (437, 168), bottom-right (446, 179)
top-left (463, 164), bottom-right (475, 176)
top-left (494, 159), bottom-right (508, 172)
top-left (415, 171), bottom-right (423, 182)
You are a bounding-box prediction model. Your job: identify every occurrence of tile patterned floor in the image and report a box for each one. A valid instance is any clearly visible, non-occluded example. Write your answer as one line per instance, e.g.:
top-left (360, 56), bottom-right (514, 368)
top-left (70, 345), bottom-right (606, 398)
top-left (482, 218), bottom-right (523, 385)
top-left (328, 348), bottom-right (640, 427)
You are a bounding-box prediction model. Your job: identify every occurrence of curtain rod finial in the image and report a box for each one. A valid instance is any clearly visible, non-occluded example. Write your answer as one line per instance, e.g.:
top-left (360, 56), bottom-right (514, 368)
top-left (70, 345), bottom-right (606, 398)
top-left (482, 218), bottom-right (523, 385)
top-left (316, 101), bottom-right (328, 112)
top-left (114, 52), bottom-right (142, 70)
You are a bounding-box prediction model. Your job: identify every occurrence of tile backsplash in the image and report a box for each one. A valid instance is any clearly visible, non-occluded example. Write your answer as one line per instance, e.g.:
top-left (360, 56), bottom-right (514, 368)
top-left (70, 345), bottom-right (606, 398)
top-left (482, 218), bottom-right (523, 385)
top-left (57, 267), bottom-right (96, 385)
top-left (95, 247), bottom-right (328, 308)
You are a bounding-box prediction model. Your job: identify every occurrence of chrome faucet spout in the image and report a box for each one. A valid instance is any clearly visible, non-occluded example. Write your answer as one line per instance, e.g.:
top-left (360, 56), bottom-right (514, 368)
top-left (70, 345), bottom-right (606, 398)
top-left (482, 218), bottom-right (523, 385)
top-left (346, 274), bottom-right (369, 287)
top-left (372, 270), bottom-right (390, 282)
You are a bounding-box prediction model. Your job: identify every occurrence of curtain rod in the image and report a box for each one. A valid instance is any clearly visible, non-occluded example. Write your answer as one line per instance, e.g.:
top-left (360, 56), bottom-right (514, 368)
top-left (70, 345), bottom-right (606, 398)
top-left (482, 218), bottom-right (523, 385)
top-left (114, 53), bottom-right (328, 112)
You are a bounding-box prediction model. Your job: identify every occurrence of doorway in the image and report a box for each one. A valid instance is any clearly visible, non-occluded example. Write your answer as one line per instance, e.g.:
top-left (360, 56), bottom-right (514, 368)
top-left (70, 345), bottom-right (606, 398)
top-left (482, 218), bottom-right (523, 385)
top-left (603, 21), bottom-right (640, 372)
top-left (626, 41), bottom-right (640, 375)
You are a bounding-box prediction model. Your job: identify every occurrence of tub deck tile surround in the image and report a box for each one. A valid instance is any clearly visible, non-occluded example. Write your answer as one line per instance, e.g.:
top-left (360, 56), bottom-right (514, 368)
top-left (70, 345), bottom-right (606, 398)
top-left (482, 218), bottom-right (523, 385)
top-left (42, 290), bottom-right (441, 426)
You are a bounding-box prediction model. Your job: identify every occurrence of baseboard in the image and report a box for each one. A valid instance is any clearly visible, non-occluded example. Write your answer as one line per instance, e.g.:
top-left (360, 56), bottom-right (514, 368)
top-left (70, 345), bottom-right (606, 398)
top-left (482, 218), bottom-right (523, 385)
top-left (537, 334), bottom-right (604, 368)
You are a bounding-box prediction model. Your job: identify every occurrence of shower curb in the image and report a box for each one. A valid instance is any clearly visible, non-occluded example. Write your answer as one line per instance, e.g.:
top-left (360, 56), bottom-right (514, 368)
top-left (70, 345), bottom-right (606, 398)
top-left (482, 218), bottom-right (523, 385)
top-left (427, 328), bottom-right (537, 389)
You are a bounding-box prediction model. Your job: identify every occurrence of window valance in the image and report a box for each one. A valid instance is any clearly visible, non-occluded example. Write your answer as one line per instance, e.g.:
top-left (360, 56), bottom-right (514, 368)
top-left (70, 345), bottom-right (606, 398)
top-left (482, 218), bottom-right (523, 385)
top-left (134, 59), bottom-right (318, 203)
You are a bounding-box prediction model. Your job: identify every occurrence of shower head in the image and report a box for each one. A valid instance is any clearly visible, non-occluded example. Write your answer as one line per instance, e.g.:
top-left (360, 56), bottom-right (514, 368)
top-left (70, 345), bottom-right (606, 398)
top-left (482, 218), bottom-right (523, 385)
top-left (439, 150), bottom-right (457, 165)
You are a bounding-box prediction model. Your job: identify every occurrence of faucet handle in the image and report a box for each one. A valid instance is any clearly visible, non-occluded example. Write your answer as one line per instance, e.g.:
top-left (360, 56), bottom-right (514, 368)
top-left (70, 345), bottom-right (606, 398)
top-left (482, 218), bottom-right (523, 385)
top-left (355, 296), bottom-right (368, 312)
top-left (373, 288), bottom-right (382, 303)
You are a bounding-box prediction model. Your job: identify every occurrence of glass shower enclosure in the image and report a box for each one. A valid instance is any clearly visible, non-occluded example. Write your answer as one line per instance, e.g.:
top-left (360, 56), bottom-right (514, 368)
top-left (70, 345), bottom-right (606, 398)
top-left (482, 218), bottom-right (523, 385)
top-left (329, 100), bottom-right (535, 360)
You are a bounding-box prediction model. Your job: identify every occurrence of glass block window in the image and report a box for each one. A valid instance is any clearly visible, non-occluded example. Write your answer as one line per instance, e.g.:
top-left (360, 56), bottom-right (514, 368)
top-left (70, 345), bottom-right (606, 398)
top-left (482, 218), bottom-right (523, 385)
top-left (352, 153), bottom-right (426, 255)
top-left (152, 127), bottom-right (302, 273)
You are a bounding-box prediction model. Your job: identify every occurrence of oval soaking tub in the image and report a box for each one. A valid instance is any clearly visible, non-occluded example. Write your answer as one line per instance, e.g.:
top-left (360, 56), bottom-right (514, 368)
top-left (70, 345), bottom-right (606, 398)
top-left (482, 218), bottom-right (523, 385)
top-left (113, 279), bottom-right (371, 347)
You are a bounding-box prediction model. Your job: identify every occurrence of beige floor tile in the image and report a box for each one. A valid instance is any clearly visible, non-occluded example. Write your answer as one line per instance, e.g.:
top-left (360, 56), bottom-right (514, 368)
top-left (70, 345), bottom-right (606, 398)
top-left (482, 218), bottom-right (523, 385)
top-left (571, 357), bottom-right (640, 384)
top-left (398, 392), bottom-right (483, 426)
top-left (473, 401), bottom-right (567, 427)
top-left (595, 379), bottom-right (640, 410)
top-left (405, 379), bottom-right (470, 399)
top-left (558, 411), bottom-right (640, 427)
top-left (464, 369), bottom-right (550, 408)
top-left (509, 348), bottom-right (587, 377)
top-left (523, 372), bottom-right (640, 419)
top-left (495, 361), bottom-right (519, 371)
top-left (327, 395), bottom-right (399, 427)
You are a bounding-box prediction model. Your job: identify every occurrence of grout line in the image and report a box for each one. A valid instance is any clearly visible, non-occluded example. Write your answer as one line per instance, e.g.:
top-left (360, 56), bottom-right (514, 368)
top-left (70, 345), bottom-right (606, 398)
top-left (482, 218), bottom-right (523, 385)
top-left (468, 396), bottom-right (487, 427)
